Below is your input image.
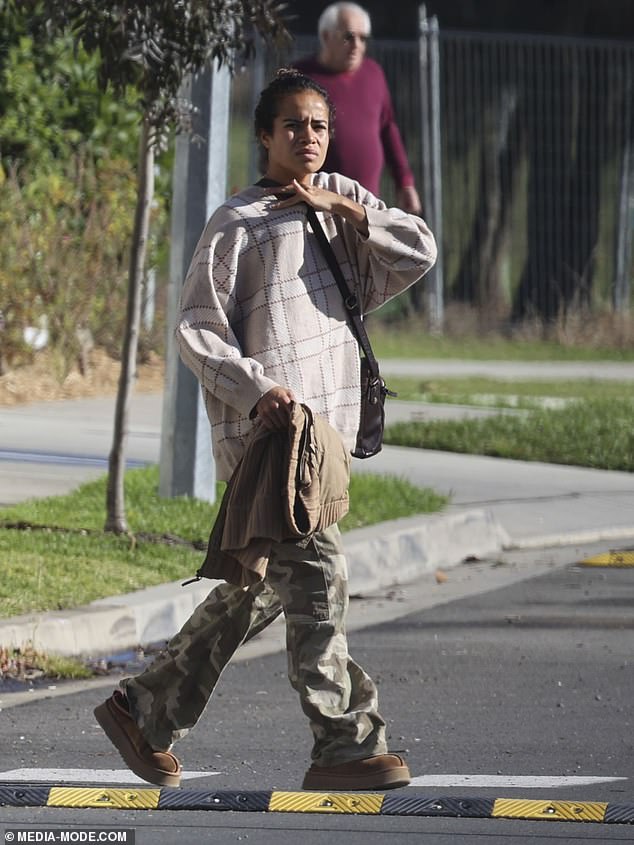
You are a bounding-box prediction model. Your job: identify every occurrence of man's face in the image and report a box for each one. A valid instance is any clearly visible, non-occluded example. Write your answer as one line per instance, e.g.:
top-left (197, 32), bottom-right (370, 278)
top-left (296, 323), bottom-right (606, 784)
top-left (259, 91), bottom-right (330, 185)
top-left (321, 9), bottom-right (370, 73)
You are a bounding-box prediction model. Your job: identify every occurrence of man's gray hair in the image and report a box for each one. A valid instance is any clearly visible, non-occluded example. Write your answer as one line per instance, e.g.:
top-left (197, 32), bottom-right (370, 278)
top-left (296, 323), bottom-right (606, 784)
top-left (318, 2), bottom-right (372, 41)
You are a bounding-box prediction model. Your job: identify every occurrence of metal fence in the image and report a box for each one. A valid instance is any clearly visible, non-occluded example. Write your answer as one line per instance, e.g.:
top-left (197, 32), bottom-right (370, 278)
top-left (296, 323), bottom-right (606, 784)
top-left (228, 26), bottom-right (634, 327)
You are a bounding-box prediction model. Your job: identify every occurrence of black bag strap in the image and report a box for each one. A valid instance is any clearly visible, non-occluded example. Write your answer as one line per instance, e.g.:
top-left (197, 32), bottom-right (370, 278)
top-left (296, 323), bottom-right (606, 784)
top-left (305, 207), bottom-right (380, 379)
top-left (255, 178), bottom-right (379, 379)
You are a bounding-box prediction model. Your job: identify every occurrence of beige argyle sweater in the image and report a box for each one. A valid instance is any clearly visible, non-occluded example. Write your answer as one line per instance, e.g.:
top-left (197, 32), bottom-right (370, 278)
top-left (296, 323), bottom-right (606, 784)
top-left (176, 171), bottom-right (437, 480)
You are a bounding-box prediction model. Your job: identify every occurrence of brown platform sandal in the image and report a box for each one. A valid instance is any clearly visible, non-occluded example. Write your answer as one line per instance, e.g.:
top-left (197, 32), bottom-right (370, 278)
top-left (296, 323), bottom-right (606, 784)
top-left (94, 690), bottom-right (182, 788)
top-left (302, 753), bottom-right (410, 791)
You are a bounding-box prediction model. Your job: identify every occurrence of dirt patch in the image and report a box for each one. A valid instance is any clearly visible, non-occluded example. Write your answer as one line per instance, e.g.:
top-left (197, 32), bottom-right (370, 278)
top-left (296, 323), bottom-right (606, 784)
top-left (0, 348), bottom-right (165, 406)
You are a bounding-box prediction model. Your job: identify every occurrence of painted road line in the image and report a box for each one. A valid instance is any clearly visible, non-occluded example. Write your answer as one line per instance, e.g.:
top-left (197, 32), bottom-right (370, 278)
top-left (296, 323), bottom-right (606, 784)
top-left (0, 768), bottom-right (219, 784)
top-left (580, 548), bottom-right (634, 567)
top-left (1, 770), bottom-right (625, 789)
top-left (0, 449), bottom-right (147, 468)
top-left (408, 774), bottom-right (628, 789)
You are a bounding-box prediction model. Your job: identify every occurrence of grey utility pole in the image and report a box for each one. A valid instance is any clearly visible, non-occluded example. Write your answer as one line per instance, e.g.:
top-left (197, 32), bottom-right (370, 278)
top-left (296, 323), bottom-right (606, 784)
top-left (419, 5), bottom-right (444, 334)
top-left (614, 75), bottom-right (633, 312)
top-left (159, 64), bottom-right (231, 503)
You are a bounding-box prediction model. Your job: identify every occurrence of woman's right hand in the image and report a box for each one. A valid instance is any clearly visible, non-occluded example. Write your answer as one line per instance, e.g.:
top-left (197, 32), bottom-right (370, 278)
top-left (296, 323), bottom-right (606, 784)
top-left (255, 386), bottom-right (295, 430)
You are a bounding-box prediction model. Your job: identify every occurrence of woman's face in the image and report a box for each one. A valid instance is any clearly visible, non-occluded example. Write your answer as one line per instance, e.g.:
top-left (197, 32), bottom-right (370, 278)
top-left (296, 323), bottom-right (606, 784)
top-left (260, 90), bottom-right (330, 185)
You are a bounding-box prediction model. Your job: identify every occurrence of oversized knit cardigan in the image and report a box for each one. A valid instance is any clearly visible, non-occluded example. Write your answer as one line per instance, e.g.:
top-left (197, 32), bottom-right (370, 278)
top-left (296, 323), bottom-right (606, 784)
top-left (175, 171), bottom-right (437, 481)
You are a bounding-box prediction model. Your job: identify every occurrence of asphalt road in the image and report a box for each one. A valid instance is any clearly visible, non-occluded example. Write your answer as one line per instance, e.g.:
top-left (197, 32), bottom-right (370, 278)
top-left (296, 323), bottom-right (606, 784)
top-left (2, 544), bottom-right (633, 844)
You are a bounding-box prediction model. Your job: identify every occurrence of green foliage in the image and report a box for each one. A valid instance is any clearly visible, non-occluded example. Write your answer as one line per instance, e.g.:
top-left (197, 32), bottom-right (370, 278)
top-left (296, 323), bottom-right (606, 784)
top-left (0, 31), bottom-right (141, 172)
top-left (0, 19), bottom-right (172, 375)
top-left (0, 2), bottom-right (291, 379)
top-left (384, 399), bottom-right (634, 472)
top-left (33, 1), bottom-right (290, 132)
top-left (0, 155), bottom-right (140, 372)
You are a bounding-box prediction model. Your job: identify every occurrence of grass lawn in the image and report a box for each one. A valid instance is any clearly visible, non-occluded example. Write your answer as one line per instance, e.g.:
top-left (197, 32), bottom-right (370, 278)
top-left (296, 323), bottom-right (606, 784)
top-left (0, 465), bottom-right (448, 619)
top-left (369, 321), bottom-right (634, 362)
top-left (385, 398), bottom-right (634, 472)
top-left (386, 375), bottom-right (634, 407)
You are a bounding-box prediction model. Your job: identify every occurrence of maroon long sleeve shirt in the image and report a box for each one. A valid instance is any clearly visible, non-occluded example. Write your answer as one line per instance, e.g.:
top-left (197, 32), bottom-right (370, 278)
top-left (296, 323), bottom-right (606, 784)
top-left (293, 55), bottom-right (416, 196)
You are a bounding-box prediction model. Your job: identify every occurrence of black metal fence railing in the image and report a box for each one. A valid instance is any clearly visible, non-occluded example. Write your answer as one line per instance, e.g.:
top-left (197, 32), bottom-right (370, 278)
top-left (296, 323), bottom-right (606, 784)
top-left (227, 28), bottom-right (634, 327)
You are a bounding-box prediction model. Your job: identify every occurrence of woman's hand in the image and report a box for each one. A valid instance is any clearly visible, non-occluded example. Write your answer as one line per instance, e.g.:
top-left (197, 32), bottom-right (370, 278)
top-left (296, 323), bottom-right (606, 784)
top-left (255, 386), bottom-right (295, 430)
top-left (272, 179), bottom-right (369, 236)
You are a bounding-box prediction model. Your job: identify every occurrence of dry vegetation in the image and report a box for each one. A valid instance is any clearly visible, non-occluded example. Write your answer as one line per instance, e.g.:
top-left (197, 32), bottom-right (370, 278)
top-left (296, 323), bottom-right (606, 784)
top-left (1, 307), bottom-right (632, 408)
top-left (0, 347), bottom-right (165, 406)
top-left (438, 304), bottom-right (634, 349)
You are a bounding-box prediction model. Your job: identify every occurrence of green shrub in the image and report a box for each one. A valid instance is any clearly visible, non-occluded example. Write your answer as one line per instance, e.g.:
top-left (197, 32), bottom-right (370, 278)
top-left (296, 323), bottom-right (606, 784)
top-left (0, 156), bottom-right (139, 374)
top-left (0, 29), bottom-right (169, 375)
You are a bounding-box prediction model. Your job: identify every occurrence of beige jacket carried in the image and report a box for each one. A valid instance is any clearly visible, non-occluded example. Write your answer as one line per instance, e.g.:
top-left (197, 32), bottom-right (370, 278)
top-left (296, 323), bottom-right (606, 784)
top-left (196, 403), bottom-right (351, 587)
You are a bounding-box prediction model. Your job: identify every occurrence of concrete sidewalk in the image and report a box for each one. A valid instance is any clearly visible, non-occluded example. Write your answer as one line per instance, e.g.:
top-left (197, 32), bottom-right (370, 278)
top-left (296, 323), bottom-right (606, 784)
top-left (380, 358), bottom-right (634, 380)
top-left (1, 361), bottom-right (633, 657)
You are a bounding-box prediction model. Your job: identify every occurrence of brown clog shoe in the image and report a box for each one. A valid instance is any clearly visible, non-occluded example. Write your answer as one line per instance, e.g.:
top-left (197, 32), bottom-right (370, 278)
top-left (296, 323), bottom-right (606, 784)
top-left (302, 753), bottom-right (410, 791)
top-left (94, 690), bottom-right (182, 787)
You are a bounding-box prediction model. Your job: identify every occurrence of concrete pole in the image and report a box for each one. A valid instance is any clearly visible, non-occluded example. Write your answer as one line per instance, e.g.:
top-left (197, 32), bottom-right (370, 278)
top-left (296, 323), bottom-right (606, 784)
top-left (158, 64), bottom-right (231, 502)
top-left (614, 74), bottom-right (633, 312)
top-left (418, 6), bottom-right (444, 334)
top-left (248, 38), bottom-right (266, 185)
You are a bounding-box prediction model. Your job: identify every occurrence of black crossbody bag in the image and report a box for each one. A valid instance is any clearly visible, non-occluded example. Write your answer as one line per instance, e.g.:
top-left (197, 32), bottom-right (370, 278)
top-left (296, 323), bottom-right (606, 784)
top-left (304, 206), bottom-right (394, 458)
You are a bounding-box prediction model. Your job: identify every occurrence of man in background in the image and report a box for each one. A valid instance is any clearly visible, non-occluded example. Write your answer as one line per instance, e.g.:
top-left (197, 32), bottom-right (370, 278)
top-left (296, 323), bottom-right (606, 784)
top-left (294, 1), bottom-right (422, 213)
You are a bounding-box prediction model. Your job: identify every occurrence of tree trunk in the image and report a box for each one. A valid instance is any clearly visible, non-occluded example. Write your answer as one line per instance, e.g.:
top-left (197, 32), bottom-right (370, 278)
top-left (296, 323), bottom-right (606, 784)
top-left (105, 118), bottom-right (155, 533)
top-left (512, 42), bottom-right (608, 321)
top-left (452, 86), bottom-right (523, 316)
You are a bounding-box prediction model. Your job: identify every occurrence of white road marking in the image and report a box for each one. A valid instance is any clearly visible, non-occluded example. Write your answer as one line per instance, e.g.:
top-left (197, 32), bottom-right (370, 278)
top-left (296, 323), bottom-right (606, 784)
top-left (408, 774), bottom-right (627, 789)
top-left (0, 769), bottom-right (219, 784)
top-left (0, 769), bottom-right (626, 789)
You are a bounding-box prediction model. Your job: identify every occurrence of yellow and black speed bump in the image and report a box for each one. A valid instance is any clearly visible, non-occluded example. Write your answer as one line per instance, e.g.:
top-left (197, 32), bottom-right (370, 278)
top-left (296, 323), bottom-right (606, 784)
top-left (1, 784), bottom-right (633, 825)
top-left (492, 798), bottom-right (607, 822)
top-left (381, 794), bottom-right (495, 818)
top-left (605, 803), bottom-right (634, 824)
top-left (48, 787), bottom-right (160, 810)
top-left (270, 791), bottom-right (383, 813)
top-left (158, 789), bottom-right (271, 812)
top-left (580, 548), bottom-right (634, 567)
top-left (0, 786), bottom-right (50, 807)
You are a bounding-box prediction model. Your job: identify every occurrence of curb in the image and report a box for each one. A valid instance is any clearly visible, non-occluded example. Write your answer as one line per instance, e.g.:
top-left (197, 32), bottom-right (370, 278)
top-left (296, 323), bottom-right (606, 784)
top-left (504, 525), bottom-right (634, 551)
top-left (0, 508), bottom-right (508, 657)
top-left (0, 783), bottom-right (632, 824)
top-left (344, 508), bottom-right (510, 594)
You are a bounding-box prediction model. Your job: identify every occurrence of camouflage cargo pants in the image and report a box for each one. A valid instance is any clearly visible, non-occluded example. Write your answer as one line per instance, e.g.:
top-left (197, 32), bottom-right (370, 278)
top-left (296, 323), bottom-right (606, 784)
top-left (122, 524), bottom-right (388, 767)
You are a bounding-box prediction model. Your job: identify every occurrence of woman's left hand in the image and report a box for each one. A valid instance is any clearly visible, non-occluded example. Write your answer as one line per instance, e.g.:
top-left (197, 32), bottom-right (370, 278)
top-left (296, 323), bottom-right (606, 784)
top-left (271, 179), bottom-right (369, 235)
